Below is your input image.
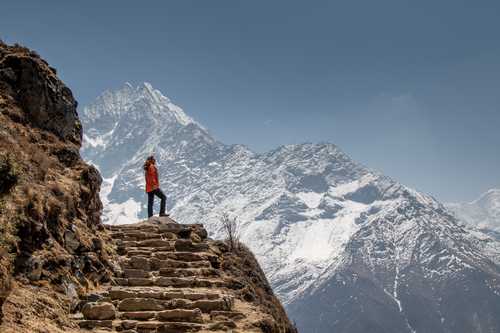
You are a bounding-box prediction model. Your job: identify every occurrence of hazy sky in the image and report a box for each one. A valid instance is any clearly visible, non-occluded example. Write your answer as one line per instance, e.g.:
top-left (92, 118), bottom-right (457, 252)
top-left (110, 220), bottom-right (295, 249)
top-left (1, 1), bottom-right (499, 202)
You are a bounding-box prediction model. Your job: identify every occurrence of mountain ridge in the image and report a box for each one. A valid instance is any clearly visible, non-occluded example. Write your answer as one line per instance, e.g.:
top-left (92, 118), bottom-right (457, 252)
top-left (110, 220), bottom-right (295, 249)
top-left (447, 188), bottom-right (500, 232)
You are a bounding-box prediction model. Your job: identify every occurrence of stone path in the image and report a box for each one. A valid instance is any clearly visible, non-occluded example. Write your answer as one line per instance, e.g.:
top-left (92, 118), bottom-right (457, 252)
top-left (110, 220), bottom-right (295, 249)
top-left (75, 217), bottom-right (266, 333)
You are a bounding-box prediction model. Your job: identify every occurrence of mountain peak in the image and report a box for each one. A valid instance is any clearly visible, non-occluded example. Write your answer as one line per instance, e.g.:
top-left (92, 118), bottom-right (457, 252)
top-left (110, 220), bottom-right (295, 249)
top-left (476, 188), bottom-right (500, 209)
top-left (123, 81), bottom-right (134, 90)
top-left (484, 188), bottom-right (500, 196)
top-left (82, 82), bottom-right (196, 128)
top-left (446, 188), bottom-right (500, 232)
top-left (137, 81), bottom-right (169, 104)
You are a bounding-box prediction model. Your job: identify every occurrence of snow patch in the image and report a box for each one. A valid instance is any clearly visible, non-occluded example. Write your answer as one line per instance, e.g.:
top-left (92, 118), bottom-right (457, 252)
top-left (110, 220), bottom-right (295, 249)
top-left (100, 176), bottom-right (140, 225)
top-left (103, 198), bottom-right (141, 225)
top-left (296, 192), bottom-right (323, 208)
top-left (330, 174), bottom-right (377, 198)
top-left (288, 201), bottom-right (366, 262)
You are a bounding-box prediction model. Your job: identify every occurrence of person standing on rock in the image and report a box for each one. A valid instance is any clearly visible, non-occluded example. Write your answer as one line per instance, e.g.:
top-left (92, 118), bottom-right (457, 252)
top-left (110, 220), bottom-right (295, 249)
top-left (144, 155), bottom-right (168, 218)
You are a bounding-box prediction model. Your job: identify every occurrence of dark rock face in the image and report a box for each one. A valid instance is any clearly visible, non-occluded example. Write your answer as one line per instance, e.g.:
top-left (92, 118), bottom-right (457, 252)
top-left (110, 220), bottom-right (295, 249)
top-left (288, 271), bottom-right (410, 333)
top-left (345, 184), bottom-right (381, 204)
top-left (0, 42), bottom-right (115, 332)
top-left (80, 164), bottom-right (104, 227)
top-left (0, 154), bottom-right (17, 194)
top-left (0, 52), bottom-right (81, 144)
top-left (289, 267), bottom-right (500, 333)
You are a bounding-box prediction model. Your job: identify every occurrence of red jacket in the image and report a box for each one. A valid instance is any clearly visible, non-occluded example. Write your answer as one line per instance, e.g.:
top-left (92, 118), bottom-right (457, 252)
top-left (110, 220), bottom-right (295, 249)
top-left (145, 164), bottom-right (159, 193)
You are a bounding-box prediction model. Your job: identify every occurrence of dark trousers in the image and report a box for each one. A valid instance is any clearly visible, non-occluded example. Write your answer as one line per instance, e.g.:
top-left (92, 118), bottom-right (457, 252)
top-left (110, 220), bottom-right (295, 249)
top-left (147, 188), bottom-right (166, 218)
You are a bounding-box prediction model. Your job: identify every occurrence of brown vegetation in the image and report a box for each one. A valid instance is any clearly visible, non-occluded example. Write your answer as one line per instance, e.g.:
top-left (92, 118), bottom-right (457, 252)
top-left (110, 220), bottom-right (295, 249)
top-left (220, 212), bottom-right (241, 252)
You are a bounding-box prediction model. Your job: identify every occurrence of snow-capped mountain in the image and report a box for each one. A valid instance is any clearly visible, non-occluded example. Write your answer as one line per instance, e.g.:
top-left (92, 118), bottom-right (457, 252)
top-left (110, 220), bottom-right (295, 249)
top-left (80, 83), bottom-right (500, 333)
top-left (447, 189), bottom-right (500, 232)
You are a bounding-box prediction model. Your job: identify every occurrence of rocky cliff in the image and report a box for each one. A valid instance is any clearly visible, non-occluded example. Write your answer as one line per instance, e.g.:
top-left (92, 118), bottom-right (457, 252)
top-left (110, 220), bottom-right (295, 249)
top-left (0, 41), bottom-right (296, 333)
top-left (0, 41), bottom-right (116, 332)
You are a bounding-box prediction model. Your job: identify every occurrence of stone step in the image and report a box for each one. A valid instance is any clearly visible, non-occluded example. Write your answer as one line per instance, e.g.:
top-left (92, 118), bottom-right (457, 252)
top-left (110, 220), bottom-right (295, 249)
top-left (78, 319), bottom-right (113, 329)
top-left (122, 269), bottom-right (151, 279)
top-left (108, 221), bottom-right (207, 240)
top-left (117, 297), bottom-right (232, 313)
top-left (152, 258), bottom-right (213, 269)
top-left (113, 277), bottom-right (230, 289)
top-left (152, 252), bottom-right (218, 263)
top-left (120, 308), bottom-right (203, 323)
top-left (154, 259), bottom-right (212, 269)
top-left (119, 239), bottom-right (209, 252)
top-left (121, 256), bottom-right (152, 271)
top-left (173, 239), bottom-right (209, 252)
top-left (121, 311), bottom-right (156, 321)
top-left (120, 239), bottom-right (175, 248)
top-left (123, 247), bottom-right (175, 257)
top-left (108, 287), bottom-right (221, 301)
top-left (121, 257), bottom-right (213, 271)
top-left (112, 231), bottom-right (177, 241)
top-left (117, 320), bottom-right (205, 333)
top-left (110, 226), bottom-right (158, 234)
top-left (123, 252), bottom-right (220, 269)
top-left (159, 268), bottom-right (219, 278)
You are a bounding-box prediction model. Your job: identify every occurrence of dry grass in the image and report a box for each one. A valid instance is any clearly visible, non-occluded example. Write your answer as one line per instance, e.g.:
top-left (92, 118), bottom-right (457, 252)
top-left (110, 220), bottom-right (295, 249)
top-left (30, 148), bottom-right (55, 181)
top-left (220, 212), bottom-right (241, 252)
top-left (0, 282), bottom-right (82, 333)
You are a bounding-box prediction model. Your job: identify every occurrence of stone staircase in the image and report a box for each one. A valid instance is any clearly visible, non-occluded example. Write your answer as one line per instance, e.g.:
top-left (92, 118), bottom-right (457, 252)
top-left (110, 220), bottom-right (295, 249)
top-left (75, 217), bottom-right (264, 333)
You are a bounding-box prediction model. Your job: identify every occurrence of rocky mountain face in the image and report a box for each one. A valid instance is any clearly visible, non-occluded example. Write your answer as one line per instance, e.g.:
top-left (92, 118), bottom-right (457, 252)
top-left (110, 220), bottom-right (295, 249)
top-left (81, 83), bottom-right (500, 333)
top-left (0, 42), bottom-right (117, 332)
top-left (447, 189), bottom-right (500, 233)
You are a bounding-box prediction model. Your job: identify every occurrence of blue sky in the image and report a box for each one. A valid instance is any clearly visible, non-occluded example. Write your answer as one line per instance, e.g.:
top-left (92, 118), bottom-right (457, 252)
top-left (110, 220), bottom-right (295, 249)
top-left (1, 1), bottom-right (499, 202)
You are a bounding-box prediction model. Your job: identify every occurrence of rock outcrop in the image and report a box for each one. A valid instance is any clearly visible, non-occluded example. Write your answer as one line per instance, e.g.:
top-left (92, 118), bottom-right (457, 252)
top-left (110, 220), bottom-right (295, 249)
top-left (75, 216), bottom-right (296, 332)
top-left (0, 42), bottom-right (115, 332)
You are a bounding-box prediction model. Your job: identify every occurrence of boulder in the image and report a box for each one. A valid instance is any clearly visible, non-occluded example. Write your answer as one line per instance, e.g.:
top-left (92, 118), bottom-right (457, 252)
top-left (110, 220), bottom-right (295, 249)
top-left (127, 256), bottom-right (150, 270)
top-left (26, 256), bottom-right (43, 281)
top-left (81, 302), bottom-right (116, 320)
